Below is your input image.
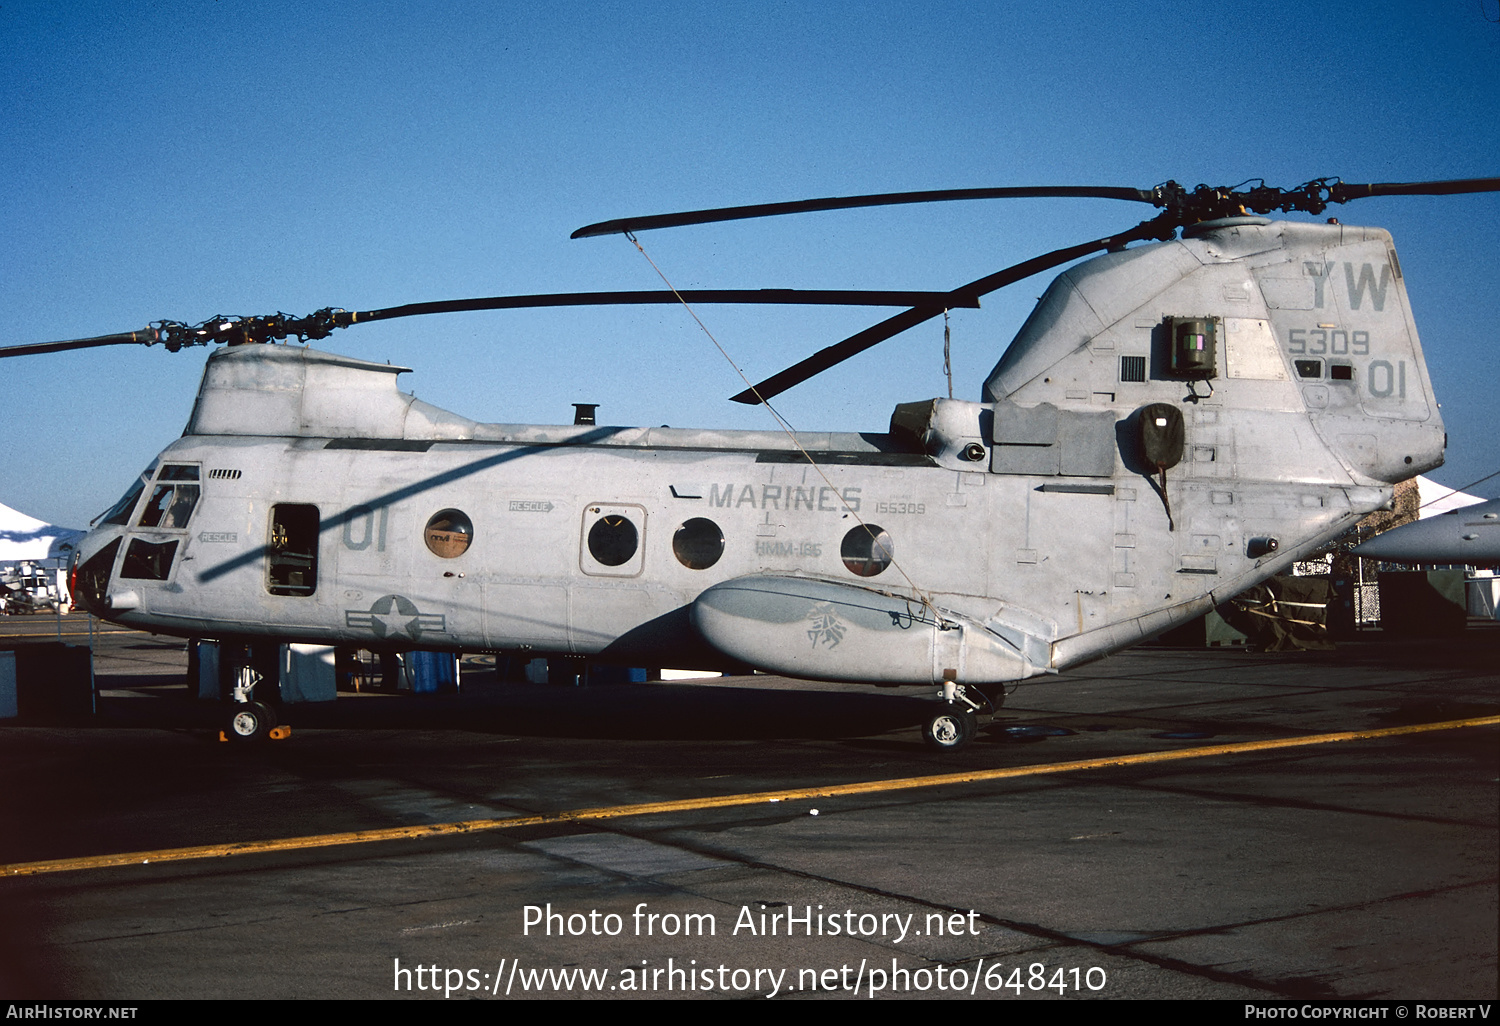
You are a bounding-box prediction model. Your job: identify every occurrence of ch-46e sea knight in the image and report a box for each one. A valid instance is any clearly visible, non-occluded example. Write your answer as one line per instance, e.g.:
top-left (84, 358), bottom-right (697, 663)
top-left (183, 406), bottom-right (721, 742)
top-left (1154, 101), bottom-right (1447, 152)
top-left (7, 176), bottom-right (1493, 748)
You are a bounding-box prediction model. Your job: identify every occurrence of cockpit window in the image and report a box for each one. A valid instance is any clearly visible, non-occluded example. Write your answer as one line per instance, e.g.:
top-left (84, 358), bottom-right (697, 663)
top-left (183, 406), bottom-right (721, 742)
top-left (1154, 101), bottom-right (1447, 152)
top-left (121, 539), bottom-right (179, 581)
top-left (137, 465), bottom-right (201, 529)
top-left (99, 477), bottom-right (147, 527)
top-left (138, 484), bottom-right (200, 528)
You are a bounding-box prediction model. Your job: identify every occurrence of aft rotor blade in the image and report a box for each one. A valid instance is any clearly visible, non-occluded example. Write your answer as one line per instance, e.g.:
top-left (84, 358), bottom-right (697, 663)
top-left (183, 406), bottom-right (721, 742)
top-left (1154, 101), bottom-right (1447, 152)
top-left (0, 328), bottom-right (156, 360)
top-left (1328, 177), bottom-right (1500, 203)
top-left (349, 289), bottom-right (980, 324)
top-left (730, 219), bottom-right (1168, 404)
top-left (572, 186), bottom-right (1157, 238)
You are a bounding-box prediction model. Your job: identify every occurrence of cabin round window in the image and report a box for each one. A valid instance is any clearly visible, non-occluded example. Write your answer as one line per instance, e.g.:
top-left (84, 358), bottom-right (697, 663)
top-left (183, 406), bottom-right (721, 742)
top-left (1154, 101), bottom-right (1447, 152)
top-left (424, 509), bottom-right (473, 558)
top-left (588, 514), bottom-right (639, 567)
top-left (672, 517), bottom-right (724, 570)
top-left (841, 524), bottom-right (894, 577)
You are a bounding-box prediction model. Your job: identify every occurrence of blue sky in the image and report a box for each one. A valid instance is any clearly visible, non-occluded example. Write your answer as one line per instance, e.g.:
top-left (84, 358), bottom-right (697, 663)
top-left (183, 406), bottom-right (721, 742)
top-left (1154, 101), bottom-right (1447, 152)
top-left (3, 0), bottom-right (1498, 527)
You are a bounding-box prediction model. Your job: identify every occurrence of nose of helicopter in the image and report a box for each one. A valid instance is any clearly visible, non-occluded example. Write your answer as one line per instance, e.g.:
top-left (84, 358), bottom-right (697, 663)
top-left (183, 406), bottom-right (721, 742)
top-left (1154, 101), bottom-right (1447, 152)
top-left (70, 527), bottom-right (128, 618)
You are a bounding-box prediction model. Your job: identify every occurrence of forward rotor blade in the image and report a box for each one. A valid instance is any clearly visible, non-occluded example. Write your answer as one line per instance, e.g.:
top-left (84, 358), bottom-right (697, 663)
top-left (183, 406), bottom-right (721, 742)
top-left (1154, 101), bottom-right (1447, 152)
top-left (0, 328), bottom-right (156, 360)
top-left (349, 289), bottom-right (980, 325)
top-left (1, 291), bottom-right (981, 360)
top-left (730, 219), bottom-right (1169, 404)
top-left (572, 186), bottom-right (1156, 238)
top-left (1328, 177), bottom-right (1500, 203)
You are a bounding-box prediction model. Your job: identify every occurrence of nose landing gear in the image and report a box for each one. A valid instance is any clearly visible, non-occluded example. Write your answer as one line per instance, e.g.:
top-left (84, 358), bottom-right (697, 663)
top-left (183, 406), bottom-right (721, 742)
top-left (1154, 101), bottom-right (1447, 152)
top-left (219, 647), bottom-right (290, 743)
top-left (227, 700), bottom-right (278, 743)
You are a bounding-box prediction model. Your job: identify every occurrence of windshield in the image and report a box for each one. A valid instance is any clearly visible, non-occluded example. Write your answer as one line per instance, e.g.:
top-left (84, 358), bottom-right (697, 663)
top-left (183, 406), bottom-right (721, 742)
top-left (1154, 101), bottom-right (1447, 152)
top-left (96, 473), bottom-right (149, 527)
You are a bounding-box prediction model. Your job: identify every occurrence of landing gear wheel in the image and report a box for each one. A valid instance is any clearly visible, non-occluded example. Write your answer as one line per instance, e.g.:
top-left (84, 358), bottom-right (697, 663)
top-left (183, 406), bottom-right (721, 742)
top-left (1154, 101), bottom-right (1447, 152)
top-left (922, 703), bottom-right (976, 752)
top-left (226, 701), bottom-right (276, 743)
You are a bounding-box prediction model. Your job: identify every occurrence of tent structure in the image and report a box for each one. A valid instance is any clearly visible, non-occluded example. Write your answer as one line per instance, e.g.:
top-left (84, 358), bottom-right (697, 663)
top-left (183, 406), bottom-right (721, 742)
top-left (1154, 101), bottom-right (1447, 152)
top-left (0, 502), bottom-right (84, 565)
top-left (1416, 475), bottom-right (1486, 518)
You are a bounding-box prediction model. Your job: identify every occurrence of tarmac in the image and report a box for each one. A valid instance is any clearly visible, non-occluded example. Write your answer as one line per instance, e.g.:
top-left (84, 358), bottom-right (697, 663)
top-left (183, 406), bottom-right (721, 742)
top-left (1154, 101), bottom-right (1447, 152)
top-left (0, 611), bottom-right (1495, 1000)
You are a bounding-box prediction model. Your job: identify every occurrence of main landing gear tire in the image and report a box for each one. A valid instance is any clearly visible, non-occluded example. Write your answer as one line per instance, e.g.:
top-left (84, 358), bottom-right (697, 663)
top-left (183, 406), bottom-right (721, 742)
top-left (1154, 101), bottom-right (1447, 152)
top-left (922, 704), bottom-right (977, 752)
top-left (226, 701), bottom-right (277, 744)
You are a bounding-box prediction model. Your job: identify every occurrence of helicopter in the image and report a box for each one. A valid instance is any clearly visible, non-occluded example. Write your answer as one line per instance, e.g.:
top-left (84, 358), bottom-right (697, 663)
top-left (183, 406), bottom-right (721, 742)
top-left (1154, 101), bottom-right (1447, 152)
top-left (6, 175), bottom-right (1495, 750)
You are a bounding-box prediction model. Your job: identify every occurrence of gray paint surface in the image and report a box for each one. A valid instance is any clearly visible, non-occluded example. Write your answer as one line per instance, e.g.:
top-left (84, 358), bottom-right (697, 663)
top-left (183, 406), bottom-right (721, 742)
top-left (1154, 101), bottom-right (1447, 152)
top-left (73, 218), bottom-right (1444, 687)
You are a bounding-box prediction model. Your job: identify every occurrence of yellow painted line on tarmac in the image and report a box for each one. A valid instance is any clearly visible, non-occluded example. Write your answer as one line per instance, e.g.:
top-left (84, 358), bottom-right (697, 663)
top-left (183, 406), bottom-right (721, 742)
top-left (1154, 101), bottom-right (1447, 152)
top-left (3, 714), bottom-right (1497, 879)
